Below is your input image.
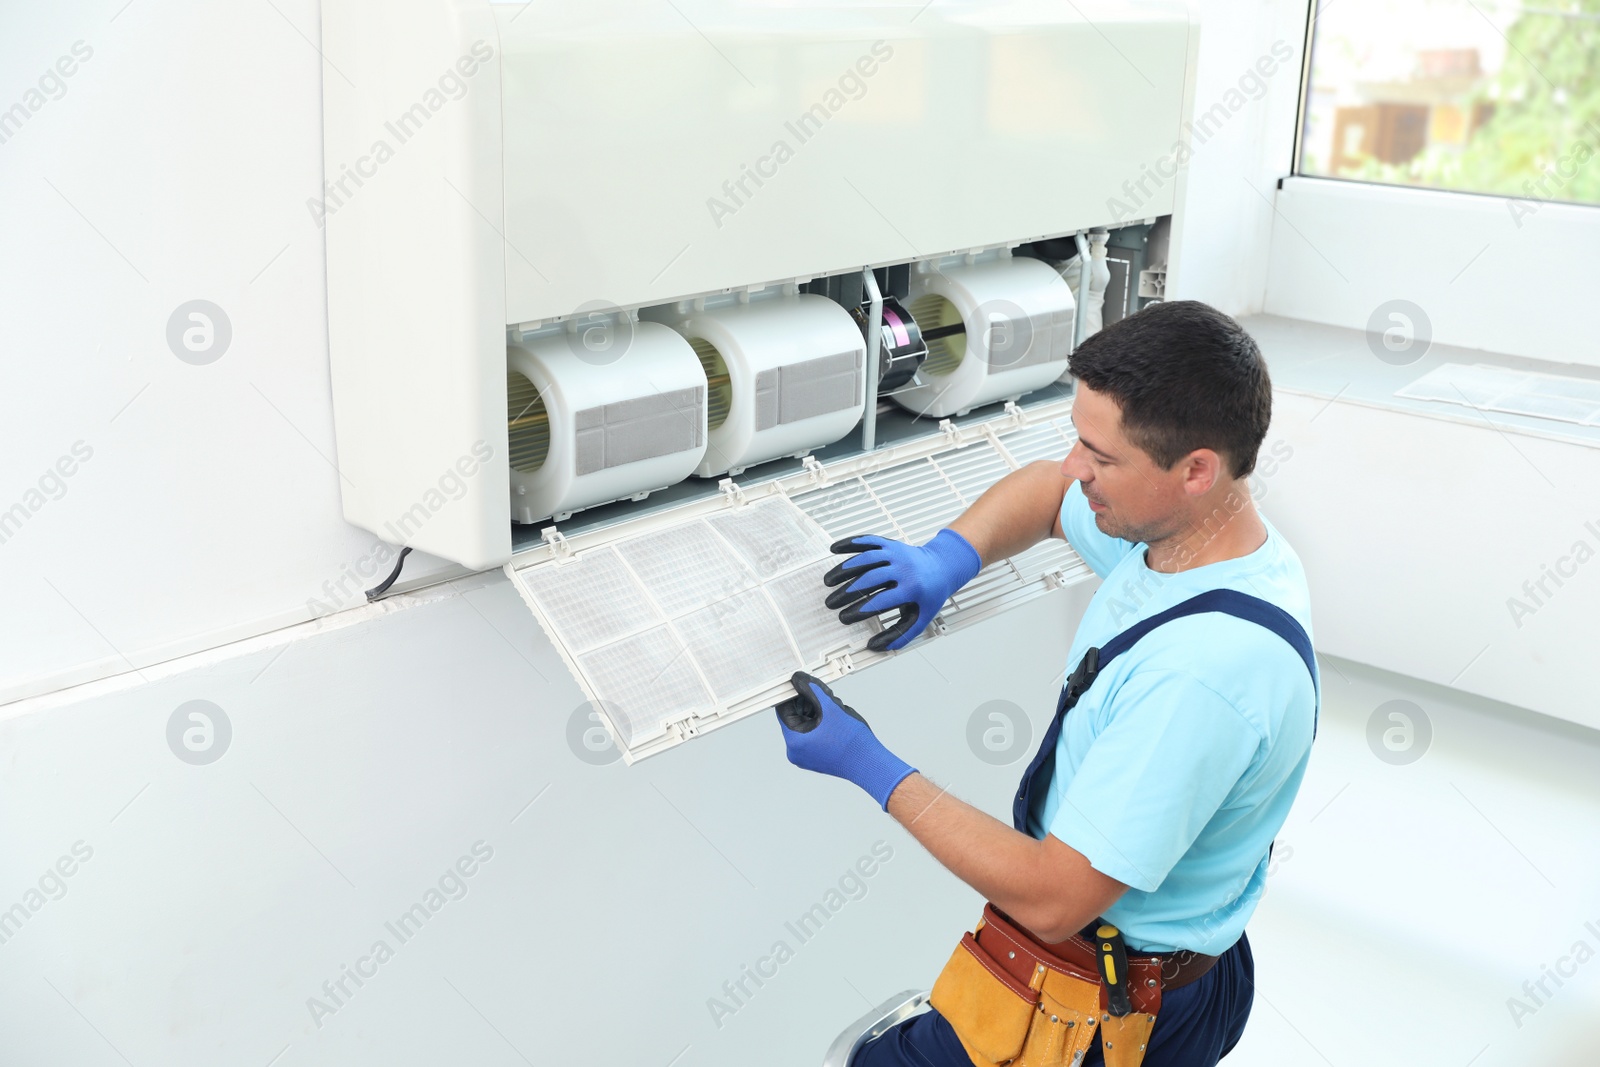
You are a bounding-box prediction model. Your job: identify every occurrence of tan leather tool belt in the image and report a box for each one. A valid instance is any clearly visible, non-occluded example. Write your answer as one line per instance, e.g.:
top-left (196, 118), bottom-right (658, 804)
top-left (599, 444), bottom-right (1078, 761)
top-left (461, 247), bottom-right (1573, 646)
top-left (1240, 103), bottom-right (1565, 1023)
top-left (929, 904), bottom-right (1219, 1067)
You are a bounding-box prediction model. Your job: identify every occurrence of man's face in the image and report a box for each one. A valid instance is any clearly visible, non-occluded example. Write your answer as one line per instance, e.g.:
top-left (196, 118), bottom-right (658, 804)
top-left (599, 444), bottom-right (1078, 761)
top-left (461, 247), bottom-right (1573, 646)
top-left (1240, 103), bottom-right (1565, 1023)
top-left (1060, 383), bottom-right (1192, 545)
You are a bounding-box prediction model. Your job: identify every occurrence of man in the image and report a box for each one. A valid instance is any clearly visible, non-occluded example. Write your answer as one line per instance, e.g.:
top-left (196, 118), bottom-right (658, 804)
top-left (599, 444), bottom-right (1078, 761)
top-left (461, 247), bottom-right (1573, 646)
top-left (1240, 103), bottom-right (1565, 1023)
top-left (775, 300), bottom-right (1317, 1067)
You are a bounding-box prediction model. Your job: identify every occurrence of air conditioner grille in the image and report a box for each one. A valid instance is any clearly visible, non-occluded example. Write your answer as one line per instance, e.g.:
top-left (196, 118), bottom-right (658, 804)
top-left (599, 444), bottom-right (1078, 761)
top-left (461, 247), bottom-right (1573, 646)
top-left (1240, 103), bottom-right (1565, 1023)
top-left (506, 397), bottom-right (1093, 762)
top-left (573, 386), bottom-right (705, 475)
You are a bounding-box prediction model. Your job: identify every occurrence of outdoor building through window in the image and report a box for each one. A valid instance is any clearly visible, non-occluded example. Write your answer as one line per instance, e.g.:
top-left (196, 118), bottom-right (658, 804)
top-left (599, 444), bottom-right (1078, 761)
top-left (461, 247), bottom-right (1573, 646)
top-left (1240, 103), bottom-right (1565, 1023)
top-left (1298, 0), bottom-right (1600, 211)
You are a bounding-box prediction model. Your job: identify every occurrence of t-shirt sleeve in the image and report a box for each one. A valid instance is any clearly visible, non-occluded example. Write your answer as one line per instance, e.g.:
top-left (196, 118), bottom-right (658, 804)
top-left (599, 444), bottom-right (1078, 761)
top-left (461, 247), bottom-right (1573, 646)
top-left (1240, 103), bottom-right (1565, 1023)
top-left (1059, 480), bottom-right (1138, 578)
top-left (1045, 669), bottom-right (1262, 893)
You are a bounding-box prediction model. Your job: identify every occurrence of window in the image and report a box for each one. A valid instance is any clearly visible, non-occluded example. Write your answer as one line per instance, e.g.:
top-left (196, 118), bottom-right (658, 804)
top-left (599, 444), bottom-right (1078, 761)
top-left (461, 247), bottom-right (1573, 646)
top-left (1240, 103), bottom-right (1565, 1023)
top-left (1297, 0), bottom-right (1600, 209)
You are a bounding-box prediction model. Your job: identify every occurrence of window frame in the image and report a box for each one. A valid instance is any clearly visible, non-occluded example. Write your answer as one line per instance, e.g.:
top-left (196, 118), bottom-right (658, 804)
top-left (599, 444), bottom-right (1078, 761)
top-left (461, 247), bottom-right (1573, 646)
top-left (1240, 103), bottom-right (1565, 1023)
top-left (1263, 0), bottom-right (1600, 366)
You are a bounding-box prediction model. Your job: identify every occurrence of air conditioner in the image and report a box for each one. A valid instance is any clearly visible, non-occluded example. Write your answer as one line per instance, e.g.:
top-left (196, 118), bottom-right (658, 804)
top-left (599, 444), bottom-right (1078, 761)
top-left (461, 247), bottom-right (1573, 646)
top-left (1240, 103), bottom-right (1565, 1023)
top-left (320, 0), bottom-right (1198, 757)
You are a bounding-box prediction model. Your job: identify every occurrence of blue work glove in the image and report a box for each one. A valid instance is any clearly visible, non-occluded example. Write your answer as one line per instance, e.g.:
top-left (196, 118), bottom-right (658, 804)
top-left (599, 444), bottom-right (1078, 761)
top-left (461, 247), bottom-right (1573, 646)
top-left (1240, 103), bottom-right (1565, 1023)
top-left (775, 671), bottom-right (916, 810)
top-left (823, 528), bottom-right (983, 652)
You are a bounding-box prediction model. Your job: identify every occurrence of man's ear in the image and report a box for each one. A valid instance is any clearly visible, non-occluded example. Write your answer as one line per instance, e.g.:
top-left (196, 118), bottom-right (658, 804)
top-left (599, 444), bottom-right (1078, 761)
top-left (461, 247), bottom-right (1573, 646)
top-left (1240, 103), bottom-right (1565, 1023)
top-left (1180, 448), bottom-right (1223, 497)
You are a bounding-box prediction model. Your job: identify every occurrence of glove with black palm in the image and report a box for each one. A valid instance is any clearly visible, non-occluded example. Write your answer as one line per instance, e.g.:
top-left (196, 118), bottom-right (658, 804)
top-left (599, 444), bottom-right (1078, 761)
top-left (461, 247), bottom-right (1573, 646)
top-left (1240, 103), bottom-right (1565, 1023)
top-left (822, 527), bottom-right (983, 653)
top-left (775, 670), bottom-right (916, 810)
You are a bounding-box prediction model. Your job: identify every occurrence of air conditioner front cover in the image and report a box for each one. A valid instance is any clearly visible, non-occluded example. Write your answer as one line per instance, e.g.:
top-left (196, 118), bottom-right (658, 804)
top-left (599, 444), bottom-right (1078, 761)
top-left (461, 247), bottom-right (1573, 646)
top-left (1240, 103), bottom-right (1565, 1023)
top-left (505, 398), bottom-right (1093, 762)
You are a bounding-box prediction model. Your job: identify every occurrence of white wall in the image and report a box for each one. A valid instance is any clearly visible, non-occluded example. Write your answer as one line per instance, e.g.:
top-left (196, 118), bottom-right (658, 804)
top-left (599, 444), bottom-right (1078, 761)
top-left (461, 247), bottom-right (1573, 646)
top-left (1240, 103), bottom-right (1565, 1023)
top-left (4, 573), bottom-right (1596, 1066)
top-left (1169, 0), bottom-right (1308, 317)
top-left (0, 572), bottom-right (1099, 1067)
top-left (0, 1), bottom-right (463, 705)
top-left (0, 0), bottom-right (1314, 706)
top-left (1263, 390), bottom-right (1600, 731)
top-left (1265, 178), bottom-right (1600, 368)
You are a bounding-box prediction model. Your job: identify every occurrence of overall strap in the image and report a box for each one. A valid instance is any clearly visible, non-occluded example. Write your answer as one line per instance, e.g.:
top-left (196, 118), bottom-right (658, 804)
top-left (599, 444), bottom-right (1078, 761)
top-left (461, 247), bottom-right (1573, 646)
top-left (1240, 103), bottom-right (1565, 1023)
top-left (1011, 589), bottom-right (1319, 833)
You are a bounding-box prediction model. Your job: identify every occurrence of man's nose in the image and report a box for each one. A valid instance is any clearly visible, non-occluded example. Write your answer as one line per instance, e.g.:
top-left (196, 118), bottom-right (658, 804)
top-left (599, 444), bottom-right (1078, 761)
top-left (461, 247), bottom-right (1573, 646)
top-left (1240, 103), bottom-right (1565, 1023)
top-left (1061, 441), bottom-right (1089, 482)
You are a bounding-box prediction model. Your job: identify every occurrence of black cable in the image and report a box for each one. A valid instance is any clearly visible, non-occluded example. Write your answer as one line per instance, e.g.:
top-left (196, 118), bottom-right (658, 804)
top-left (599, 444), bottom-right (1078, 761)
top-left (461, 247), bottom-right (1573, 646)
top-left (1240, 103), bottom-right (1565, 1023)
top-left (365, 546), bottom-right (413, 602)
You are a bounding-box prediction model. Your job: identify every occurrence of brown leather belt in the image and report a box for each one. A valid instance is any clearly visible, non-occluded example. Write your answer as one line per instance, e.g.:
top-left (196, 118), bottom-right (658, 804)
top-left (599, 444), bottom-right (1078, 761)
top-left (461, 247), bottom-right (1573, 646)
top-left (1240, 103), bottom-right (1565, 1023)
top-left (973, 903), bottom-right (1220, 1017)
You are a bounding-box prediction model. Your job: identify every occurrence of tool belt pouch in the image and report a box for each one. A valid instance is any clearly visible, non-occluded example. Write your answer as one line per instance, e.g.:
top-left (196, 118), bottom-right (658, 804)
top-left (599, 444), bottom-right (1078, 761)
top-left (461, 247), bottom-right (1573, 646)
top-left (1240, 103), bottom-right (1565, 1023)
top-left (1099, 1011), bottom-right (1157, 1067)
top-left (1026, 967), bottom-right (1105, 1067)
top-left (930, 932), bottom-right (1035, 1065)
top-left (930, 926), bottom-right (1110, 1067)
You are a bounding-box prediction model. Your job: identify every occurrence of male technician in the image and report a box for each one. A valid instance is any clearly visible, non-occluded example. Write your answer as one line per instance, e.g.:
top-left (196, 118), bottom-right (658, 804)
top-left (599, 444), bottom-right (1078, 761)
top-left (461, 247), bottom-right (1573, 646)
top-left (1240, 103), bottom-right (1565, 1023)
top-left (774, 300), bottom-right (1317, 1066)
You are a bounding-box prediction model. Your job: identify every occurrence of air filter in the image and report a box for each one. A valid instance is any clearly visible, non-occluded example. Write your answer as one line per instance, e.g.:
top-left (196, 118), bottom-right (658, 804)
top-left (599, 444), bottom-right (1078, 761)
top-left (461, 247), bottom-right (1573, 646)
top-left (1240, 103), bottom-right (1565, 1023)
top-left (646, 293), bottom-right (866, 478)
top-left (504, 396), bottom-right (1094, 763)
top-left (507, 320), bottom-right (708, 524)
top-left (891, 254), bottom-right (1074, 418)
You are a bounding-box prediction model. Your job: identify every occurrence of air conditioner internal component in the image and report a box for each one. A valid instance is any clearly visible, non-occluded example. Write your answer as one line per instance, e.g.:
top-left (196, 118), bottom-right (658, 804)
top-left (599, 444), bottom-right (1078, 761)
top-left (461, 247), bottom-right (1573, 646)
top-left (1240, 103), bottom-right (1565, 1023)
top-left (892, 253), bottom-right (1075, 418)
top-left (508, 320), bottom-right (708, 525)
top-left (853, 294), bottom-right (929, 394)
top-left (643, 291), bottom-right (867, 479)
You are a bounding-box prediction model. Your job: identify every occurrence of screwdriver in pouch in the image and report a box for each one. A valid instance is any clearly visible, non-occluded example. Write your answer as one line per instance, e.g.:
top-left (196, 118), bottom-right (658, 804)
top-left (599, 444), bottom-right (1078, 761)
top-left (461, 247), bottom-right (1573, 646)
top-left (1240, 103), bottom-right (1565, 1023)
top-left (1095, 923), bottom-right (1133, 1017)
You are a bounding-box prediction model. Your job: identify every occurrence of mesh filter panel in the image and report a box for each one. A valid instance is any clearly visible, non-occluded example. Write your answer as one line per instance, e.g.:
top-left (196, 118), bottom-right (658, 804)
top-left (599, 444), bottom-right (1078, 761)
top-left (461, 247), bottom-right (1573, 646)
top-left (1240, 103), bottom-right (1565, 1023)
top-left (614, 521), bottom-right (757, 617)
top-left (767, 558), bottom-right (877, 662)
top-left (754, 369), bottom-right (779, 431)
top-left (574, 386), bottom-right (705, 475)
top-left (993, 306), bottom-right (1071, 371)
top-left (780, 350), bottom-right (862, 424)
top-left (985, 310), bottom-right (1045, 371)
top-left (507, 397), bottom-right (1095, 761)
top-left (521, 547), bottom-right (660, 654)
top-left (577, 626), bottom-right (714, 745)
top-left (669, 589), bottom-right (801, 703)
top-left (705, 497), bottom-right (831, 578)
top-left (520, 499), bottom-right (865, 745)
top-left (754, 350), bottom-right (863, 431)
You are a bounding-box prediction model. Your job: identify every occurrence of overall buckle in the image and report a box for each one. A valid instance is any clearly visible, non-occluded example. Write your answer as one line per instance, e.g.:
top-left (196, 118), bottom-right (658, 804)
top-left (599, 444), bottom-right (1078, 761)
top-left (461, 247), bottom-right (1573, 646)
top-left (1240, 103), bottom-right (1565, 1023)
top-left (1065, 646), bottom-right (1101, 704)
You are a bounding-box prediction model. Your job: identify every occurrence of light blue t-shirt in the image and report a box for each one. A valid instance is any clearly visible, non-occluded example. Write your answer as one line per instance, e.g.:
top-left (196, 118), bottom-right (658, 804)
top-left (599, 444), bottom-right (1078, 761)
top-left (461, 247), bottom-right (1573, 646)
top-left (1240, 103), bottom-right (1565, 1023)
top-left (1027, 480), bottom-right (1317, 955)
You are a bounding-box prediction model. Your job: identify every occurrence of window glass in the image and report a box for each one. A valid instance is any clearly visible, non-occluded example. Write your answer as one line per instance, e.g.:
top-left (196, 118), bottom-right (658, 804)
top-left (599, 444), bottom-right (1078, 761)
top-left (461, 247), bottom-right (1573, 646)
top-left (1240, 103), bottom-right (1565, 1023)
top-left (1298, 0), bottom-right (1600, 209)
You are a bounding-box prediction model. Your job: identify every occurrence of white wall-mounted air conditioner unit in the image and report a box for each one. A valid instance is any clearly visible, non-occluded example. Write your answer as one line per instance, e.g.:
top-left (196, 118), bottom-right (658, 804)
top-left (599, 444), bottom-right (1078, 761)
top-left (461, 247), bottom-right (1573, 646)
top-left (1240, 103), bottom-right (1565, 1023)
top-left (321, 0), bottom-right (1198, 758)
top-left (320, 0), bottom-right (1199, 570)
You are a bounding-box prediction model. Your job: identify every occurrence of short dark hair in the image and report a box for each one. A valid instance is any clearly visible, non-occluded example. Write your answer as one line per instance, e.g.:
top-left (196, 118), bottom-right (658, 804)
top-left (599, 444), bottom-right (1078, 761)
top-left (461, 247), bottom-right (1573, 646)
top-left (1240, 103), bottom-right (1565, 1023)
top-left (1067, 300), bottom-right (1271, 478)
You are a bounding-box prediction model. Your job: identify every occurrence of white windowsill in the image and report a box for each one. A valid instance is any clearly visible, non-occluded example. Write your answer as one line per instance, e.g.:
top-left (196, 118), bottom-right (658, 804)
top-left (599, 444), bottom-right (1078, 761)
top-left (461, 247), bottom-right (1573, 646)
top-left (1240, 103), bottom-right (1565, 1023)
top-left (1240, 314), bottom-right (1600, 451)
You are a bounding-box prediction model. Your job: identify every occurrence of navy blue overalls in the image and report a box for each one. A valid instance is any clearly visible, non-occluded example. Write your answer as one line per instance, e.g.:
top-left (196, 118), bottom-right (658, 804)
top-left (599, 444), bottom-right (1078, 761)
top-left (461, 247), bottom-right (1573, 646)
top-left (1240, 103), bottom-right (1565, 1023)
top-left (856, 590), bottom-right (1318, 1067)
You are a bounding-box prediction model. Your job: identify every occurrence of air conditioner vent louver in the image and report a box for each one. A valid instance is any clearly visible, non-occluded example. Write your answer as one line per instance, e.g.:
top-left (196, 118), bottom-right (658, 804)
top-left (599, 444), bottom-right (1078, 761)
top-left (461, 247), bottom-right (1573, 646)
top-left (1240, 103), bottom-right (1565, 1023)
top-left (506, 397), bottom-right (1092, 763)
top-left (994, 421), bottom-right (1078, 467)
